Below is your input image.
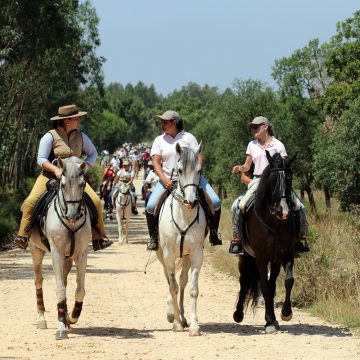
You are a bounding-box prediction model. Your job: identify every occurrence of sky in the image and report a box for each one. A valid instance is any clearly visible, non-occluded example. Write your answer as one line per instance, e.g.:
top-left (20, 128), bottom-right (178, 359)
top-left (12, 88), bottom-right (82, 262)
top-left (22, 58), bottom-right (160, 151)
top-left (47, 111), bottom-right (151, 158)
top-left (90, 0), bottom-right (359, 96)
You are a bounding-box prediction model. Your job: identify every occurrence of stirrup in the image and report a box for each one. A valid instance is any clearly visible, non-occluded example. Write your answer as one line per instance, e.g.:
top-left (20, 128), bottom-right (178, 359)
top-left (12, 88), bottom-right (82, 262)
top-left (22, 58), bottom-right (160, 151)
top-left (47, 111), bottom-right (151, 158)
top-left (229, 238), bottom-right (244, 255)
top-left (147, 238), bottom-right (158, 251)
top-left (14, 235), bottom-right (29, 250)
top-left (92, 238), bottom-right (113, 251)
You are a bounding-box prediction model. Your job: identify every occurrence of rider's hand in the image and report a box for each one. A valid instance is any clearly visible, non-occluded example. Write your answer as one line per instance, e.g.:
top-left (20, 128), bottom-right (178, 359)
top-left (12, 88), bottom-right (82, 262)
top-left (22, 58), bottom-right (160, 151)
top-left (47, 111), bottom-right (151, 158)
top-left (164, 179), bottom-right (173, 189)
top-left (232, 165), bottom-right (243, 175)
top-left (54, 167), bottom-right (63, 179)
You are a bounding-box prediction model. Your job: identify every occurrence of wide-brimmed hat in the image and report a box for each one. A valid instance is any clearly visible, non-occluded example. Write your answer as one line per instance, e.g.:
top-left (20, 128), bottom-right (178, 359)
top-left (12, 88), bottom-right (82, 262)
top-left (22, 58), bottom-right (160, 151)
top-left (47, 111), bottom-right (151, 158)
top-left (123, 159), bottom-right (130, 166)
top-left (154, 110), bottom-right (179, 121)
top-left (247, 116), bottom-right (271, 129)
top-left (50, 104), bottom-right (87, 121)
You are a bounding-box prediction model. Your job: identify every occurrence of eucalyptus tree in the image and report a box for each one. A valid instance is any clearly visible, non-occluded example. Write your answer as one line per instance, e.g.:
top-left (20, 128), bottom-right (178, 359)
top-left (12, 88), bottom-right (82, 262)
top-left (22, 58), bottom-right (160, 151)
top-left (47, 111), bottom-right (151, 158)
top-left (0, 0), bottom-right (104, 188)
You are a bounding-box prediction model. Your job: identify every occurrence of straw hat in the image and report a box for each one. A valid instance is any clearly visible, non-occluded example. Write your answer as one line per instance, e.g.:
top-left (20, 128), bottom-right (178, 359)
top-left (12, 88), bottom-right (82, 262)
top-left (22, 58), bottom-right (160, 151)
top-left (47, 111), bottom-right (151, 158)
top-left (50, 104), bottom-right (87, 121)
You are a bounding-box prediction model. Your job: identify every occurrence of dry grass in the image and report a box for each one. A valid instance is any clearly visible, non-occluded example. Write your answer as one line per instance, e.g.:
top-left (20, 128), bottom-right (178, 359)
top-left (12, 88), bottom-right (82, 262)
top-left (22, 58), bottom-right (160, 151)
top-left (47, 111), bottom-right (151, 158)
top-left (209, 192), bottom-right (360, 329)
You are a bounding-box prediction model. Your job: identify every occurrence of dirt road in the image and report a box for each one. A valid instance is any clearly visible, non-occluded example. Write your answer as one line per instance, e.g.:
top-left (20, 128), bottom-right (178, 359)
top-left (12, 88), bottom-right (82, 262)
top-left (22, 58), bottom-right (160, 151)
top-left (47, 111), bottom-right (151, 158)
top-left (1, 174), bottom-right (359, 360)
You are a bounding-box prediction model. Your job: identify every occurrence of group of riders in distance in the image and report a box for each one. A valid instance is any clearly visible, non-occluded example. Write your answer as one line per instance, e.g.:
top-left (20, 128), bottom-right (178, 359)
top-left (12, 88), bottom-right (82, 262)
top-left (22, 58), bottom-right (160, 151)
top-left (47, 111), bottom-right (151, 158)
top-left (10, 105), bottom-right (310, 338)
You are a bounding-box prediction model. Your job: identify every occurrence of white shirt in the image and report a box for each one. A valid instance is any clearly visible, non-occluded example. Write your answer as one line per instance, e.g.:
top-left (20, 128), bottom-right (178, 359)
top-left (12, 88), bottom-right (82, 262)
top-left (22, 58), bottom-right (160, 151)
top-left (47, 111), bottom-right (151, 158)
top-left (246, 137), bottom-right (287, 176)
top-left (144, 170), bottom-right (159, 191)
top-left (151, 130), bottom-right (199, 179)
top-left (116, 168), bottom-right (134, 182)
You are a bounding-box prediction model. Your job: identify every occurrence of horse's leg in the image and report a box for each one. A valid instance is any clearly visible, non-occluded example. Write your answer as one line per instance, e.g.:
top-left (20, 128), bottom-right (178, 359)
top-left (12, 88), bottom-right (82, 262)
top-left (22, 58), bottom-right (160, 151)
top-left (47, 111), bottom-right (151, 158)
top-left (164, 255), bottom-right (183, 332)
top-left (259, 261), bottom-right (280, 334)
top-left (124, 205), bottom-right (131, 243)
top-left (69, 252), bottom-right (88, 324)
top-left (188, 248), bottom-right (204, 336)
top-left (179, 256), bottom-right (191, 328)
top-left (116, 207), bottom-right (123, 244)
top-left (63, 256), bottom-right (73, 287)
top-left (156, 249), bottom-right (174, 323)
top-left (234, 253), bottom-right (256, 323)
top-left (30, 245), bottom-right (47, 329)
top-left (281, 260), bottom-right (294, 321)
top-left (50, 248), bottom-right (69, 340)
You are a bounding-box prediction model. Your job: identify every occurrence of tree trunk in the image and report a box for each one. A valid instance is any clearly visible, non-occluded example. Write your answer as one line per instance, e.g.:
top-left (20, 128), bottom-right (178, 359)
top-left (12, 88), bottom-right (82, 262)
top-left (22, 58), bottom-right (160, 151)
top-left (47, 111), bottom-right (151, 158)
top-left (304, 184), bottom-right (317, 214)
top-left (324, 186), bottom-right (331, 209)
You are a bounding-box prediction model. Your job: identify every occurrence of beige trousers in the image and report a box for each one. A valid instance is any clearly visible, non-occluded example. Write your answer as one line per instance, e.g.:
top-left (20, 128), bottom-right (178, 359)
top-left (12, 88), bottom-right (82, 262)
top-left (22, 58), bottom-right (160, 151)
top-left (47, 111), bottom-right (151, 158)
top-left (18, 174), bottom-right (106, 239)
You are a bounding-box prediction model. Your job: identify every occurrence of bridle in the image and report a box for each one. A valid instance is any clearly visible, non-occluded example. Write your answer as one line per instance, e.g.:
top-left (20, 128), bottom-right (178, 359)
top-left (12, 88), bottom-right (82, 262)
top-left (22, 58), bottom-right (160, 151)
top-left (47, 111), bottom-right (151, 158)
top-left (53, 172), bottom-right (87, 257)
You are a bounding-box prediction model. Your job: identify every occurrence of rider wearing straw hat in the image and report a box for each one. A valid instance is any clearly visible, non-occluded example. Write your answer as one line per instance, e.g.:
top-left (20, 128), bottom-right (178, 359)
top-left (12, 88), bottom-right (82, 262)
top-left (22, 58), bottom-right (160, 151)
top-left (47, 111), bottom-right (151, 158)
top-left (13, 104), bottom-right (113, 251)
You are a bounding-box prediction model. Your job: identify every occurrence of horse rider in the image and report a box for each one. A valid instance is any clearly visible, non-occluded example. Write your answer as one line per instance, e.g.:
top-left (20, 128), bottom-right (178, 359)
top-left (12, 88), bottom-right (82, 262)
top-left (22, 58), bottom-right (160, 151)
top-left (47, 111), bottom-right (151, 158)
top-left (100, 162), bottom-right (115, 198)
top-left (229, 116), bottom-right (310, 255)
top-left (142, 160), bottom-right (158, 207)
top-left (146, 110), bottom-right (223, 251)
top-left (13, 104), bottom-right (113, 251)
top-left (109, 159), bottom-right (139, 215)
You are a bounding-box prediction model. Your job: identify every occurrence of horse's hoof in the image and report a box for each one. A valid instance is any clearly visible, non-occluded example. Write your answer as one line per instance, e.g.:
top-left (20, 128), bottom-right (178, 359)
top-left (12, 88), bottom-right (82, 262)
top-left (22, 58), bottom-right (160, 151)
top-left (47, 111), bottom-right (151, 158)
top-left (281, 310), bottom-right (293, 321)
top-left (189, 327), bottom-right (200, 336)
top-left (265, 321), bottom-right (280, 334)
top-left (55, 330), bottom-right (69, 340)
top-left (172, 322), bottom-right (184, 332)
top-left (37, 320), bottom-right (47, 329)
top-left (68, 316), bottom-right (78, 324)
top-left (167, 313), bottom-right (174, 323)
top-left (233, 310), bottom-right (244, 323)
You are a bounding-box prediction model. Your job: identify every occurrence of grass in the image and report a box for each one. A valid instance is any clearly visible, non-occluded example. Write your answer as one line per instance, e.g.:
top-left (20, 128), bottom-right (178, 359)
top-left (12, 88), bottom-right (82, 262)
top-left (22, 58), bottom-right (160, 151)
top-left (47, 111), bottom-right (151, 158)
top-left (208, 191), bottom-right (360, 331)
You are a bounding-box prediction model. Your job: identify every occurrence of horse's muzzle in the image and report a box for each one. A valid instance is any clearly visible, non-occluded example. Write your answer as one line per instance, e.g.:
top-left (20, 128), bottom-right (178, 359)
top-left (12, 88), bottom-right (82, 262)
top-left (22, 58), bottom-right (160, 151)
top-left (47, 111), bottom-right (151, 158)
top-left (183, 199), bottom-right (198, 209)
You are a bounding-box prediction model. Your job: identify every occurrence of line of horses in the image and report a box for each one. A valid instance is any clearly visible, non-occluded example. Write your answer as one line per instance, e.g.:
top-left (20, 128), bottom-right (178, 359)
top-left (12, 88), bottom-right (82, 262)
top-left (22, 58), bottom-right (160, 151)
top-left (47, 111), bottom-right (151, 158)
top-left (27, 146), bottom-right (299, 340)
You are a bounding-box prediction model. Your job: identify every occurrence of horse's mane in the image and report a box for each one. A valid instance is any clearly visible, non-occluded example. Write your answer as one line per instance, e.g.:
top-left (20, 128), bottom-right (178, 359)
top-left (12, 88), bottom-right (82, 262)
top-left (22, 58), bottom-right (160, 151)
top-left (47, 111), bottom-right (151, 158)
top-left (178, 147), bottom-right (198, 171)
top-left (256, 153), bottom-right (285, 204)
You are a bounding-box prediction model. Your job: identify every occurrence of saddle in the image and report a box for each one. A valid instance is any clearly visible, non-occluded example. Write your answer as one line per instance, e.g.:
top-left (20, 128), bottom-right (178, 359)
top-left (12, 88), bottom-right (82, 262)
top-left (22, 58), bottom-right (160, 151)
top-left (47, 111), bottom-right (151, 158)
top-left (26, 179), bottom-right (98, 250)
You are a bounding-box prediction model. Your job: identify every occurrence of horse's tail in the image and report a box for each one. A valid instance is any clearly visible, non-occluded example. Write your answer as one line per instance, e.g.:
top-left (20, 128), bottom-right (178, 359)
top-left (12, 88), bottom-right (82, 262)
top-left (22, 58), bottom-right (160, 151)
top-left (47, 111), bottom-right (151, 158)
top-left (238, 254), bottom-right (261, 311)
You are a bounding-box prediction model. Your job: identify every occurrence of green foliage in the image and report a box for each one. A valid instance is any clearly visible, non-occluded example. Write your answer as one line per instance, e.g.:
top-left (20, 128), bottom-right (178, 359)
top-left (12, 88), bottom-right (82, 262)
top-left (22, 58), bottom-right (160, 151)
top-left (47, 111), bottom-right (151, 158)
top-left (86, 163), bottom-right (103, 191)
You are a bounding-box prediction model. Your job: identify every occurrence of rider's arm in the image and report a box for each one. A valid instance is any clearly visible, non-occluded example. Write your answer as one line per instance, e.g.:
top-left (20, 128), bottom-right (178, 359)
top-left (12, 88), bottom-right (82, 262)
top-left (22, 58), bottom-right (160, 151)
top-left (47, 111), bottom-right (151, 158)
top-left (81, 132), bottom-right (97, 166)
top-left (232, 155), bottom-right (253, 175)
top-left (37, 132), bottom-right (63, 179)
top-left (153, 154), bottom-right (172, 188)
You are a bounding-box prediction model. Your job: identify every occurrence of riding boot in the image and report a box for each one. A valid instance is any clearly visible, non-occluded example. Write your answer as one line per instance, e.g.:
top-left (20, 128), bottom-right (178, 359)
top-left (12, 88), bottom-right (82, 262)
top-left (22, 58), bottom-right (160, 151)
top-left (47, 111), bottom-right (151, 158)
top-left (92, 238), bottom-right (113, 251)
top-left (99, 185), bottom-right (103, 200)
top-left (209, 209), bottom-right (222, 246)
top-left (145, 211), bottom-right (158, 251)
top-left (13, 235), bottom-right (29, 250)
top-left (229, 211), bottom-right (244, 255)
top-left (132, 206), bottom-right (139, 215)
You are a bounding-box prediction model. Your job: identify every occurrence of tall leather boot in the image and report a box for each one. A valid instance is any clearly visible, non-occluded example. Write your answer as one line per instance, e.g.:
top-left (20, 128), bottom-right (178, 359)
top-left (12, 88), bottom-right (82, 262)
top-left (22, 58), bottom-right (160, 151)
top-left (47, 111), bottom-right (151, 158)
top-left (209, 209), bottom-right (222, 246)
top-left (145, 211), bottom-right (158, 250)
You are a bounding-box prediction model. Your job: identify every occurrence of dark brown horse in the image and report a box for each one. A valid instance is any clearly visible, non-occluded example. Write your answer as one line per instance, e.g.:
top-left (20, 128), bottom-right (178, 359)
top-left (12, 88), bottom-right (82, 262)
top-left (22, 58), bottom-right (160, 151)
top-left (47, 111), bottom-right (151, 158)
top-left (100, 176), bottom-right (114, 212)
top-left (233, 151), bottom-right (297, 334)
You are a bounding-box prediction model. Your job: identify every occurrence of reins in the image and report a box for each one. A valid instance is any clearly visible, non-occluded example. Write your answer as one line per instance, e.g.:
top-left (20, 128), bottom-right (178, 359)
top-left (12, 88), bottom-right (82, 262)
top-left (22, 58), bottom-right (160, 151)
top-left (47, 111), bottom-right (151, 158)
top-left (53, 177), bottom-right (88, 257)
top-left (170, 183), bottom-right (200, 258)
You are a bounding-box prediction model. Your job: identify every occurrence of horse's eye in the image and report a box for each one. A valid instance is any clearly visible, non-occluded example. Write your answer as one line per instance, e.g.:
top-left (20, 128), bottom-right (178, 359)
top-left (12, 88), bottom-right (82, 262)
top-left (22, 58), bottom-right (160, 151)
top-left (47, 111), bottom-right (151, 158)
top-left (178, 168), bottom-right (183, 174)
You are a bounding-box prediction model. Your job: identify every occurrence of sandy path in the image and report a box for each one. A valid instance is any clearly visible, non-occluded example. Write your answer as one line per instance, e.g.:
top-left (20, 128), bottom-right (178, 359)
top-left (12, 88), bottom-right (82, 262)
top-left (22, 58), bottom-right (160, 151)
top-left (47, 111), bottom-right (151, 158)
top-left (1, 174), bottom-right (359, 360)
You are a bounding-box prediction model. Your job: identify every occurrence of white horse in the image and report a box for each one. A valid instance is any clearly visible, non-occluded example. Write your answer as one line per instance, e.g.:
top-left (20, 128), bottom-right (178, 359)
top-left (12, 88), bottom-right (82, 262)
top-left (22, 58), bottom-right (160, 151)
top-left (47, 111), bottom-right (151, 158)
top-left (157, 143), bottom-right (207, 336)
top-left (114, 181), bottom-right (132, 244)
top-left (29, 156), bottom-right (91, 340)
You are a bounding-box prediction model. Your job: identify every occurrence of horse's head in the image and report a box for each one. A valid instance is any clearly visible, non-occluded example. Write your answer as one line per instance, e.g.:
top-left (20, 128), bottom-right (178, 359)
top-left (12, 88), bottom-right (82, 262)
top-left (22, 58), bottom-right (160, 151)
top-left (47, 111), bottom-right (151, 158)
top-left (58, 157), bottom-right (87, 224)
top-left (175, 143), bottom-right (202, 209)
top-left (259, 151), bottom-right (296, 220)
top-left (118, 181), bottom-right (130, 195)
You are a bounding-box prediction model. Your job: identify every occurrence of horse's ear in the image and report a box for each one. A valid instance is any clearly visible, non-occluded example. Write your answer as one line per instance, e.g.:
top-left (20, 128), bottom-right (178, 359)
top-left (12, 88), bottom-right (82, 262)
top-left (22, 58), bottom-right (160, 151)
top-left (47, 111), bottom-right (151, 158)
top-left (195, 141), bottom-right (202, 156)
top-left (265, 150), bottom-right (274, 166)
top-left (80, 162), bottom-right (87, 172)
top-left (58, 157), bottom-right (64, 169)
top-left (176, 143), bottom-right (182, 155)
top-left (288, 152), bottom-right (297, 166)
